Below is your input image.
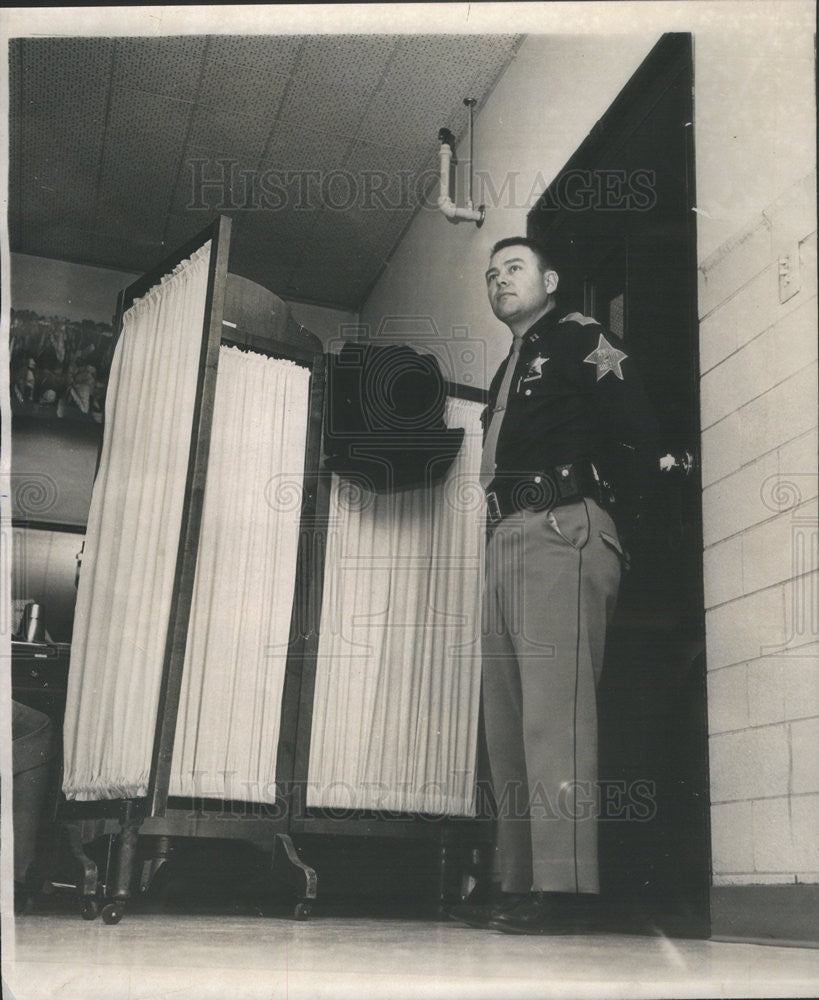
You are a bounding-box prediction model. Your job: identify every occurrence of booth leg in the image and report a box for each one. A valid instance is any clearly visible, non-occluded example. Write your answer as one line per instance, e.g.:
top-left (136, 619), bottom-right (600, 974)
top-left (271, 833), bottom-right (317, 919)
top-left (101, 800), bottom-right (144, 925)
top-left (46, 821), bottom-right (101, 920)
top-left (436, 824), bottom-right (493, 916)
top-left (138, 835), bottom-right (173, 896)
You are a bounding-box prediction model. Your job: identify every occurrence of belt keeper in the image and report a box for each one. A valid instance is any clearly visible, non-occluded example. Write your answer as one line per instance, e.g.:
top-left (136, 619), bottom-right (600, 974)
top-left (555, 463), bottom-right (575, 501)
top-left (486, 491), bottom-right (502, 525)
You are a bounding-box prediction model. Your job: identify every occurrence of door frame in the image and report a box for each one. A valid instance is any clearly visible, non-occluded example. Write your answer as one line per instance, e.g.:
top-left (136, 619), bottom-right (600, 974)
top-left (527, 32), bottom-right (710, 934)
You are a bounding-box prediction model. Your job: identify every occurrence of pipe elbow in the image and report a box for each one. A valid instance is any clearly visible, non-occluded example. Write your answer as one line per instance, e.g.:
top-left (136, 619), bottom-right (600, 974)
top-left (437, 196), bottom-right (485, 226)
top-left (437, 194), bottom-right (458, 219)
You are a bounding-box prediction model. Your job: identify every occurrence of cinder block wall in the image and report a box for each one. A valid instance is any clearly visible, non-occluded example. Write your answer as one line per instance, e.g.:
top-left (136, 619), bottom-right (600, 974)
top-left (699, 170), bottom-right (818, 890)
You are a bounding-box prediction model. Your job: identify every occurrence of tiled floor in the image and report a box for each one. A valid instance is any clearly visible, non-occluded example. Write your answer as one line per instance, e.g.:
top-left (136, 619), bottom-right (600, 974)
top-left (4, 913), bottom-right (818, 1000)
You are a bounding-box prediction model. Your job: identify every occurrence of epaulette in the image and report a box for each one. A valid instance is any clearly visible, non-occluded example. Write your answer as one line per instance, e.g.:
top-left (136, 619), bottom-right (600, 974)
top-left (559, 311), bottom-right (599, 326)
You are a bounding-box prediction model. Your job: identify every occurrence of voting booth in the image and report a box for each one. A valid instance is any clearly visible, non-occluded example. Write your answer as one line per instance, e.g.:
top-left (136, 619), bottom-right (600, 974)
top-left (59, 217), bottom-right (488, 922)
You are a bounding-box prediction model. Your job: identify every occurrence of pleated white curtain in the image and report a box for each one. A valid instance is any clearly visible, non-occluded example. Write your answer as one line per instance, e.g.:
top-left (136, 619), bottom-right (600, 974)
top-left (307, 396), bottom-right (485, 816)
top-left (63, 244), bottom-right (212, 800)
top-left (170, 347), bottom-right (310, 804)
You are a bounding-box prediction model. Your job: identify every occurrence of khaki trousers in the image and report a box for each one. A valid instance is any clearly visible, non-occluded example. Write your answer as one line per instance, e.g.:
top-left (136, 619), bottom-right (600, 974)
top-left (482, 498), bottom-right (622, 894)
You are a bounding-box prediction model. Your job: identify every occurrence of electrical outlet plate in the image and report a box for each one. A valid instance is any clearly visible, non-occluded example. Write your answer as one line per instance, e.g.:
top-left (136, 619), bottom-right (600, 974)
top-left (778, 242), bottom-right (801, 303)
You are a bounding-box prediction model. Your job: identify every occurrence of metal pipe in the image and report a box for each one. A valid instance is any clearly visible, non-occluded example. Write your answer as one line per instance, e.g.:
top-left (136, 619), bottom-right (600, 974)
top-left (436, 121), bottom-right (485, 227)
top-left (464, 98), bottom-right (476, 209)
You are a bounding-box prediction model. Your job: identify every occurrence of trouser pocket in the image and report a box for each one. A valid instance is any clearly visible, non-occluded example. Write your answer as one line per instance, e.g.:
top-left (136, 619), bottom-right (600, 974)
top-left (546, 500), bottom-right (591, 550)
top-left (599, 528), bottom-right (630, 572)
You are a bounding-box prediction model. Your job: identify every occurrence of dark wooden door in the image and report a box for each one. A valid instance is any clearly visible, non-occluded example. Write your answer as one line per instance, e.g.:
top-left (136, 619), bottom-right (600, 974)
top-left (528, 33), bottom-right (710, 936)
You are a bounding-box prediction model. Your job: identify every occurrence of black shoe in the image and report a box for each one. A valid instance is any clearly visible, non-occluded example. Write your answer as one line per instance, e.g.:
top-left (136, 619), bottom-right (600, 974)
top-left (446, 901), bottom-right (494, 928)
top-left (447, 892), bottom-right (527, 929)
top-left (487, 892), bottom-right (577, 935)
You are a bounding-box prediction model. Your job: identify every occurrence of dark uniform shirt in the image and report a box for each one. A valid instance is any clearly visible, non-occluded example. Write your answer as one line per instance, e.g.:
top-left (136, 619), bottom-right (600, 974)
top-left (484, 306), bottom-right (660, 491)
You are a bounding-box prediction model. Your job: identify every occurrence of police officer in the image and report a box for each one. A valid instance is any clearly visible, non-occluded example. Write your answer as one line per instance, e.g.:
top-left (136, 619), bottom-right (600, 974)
top-left (458, 236), bottom-right (662, 934)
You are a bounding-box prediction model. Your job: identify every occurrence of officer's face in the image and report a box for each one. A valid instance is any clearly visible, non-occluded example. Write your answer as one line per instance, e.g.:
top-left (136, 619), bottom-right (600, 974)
top-left (485, 246), bottom-right (557, 329)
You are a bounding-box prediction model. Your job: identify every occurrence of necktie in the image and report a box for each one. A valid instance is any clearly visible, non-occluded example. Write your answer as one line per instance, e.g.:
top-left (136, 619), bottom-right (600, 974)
top-left (480, 337), bottom-right (522, 488)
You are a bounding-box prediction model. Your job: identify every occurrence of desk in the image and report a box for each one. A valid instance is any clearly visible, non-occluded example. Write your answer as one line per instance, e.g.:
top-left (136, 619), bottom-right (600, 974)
top-left (12, 640), bottom-right (71, 724)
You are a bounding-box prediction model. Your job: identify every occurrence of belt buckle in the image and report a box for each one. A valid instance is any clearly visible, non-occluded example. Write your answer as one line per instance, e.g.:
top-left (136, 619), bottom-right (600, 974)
top-left (486, 490), bottom-right (502, 525)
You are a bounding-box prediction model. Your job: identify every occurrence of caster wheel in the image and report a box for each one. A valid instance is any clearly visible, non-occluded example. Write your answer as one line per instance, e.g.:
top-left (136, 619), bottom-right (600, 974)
top-left (80, 898), bottom-right (99, 921)
top-left (293, 901), bottom-right (312, 920)
top-left (101, 903), bottom-right (124, 925)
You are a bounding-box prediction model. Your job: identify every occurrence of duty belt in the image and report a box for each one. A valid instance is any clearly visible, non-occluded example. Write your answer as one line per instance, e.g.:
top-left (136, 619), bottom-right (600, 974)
top-left (485, 461), bottom-right (601, 526)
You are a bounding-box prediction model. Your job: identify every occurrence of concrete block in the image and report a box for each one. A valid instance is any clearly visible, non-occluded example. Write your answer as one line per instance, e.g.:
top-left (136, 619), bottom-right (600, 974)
top-left (701, 411), bottom-right (743, 488)
top-left (707, 663), bottom-right (749, 734)
top-left (782, 571), bottom-right (819, 656)
top-left (747, 658), bottom-right (788, 727)
top-left (698, 251), bottom-right (815, 378)
top-left (790, 717), bottom-right (819, 795)
top-left (743, 510), bottom-right (810, 597)
top-left (703, 535), bottom-right (743, 608)
top-left (789, 794), bottom-right (819, 871)
top-left (710, 799), bottom-right (754, 874)
top-left (704, 313), bottom-right (815, 432)
top-left (709, 723), bottom-right (790, 803)
top-left (706, 584), bottom-right (787, 671)
top-left (778, 428), bottom-right (819, 500)
top-left (740, 366), bottom-right (818, 467)
top-left (700, 332), bottom-right (775, 429)
top-left (701, 450), bottom-right (779, 547)
top-left (698, 215), bottom-right (772, 318)
top-left (783, 647), bottom-right (819, 720)
top-left (799, 231), bottom-right (818, 299)
top-left (763, 171), bottom-right (818, 252)
top-left (698, 265), bottom-right (776, 375)
top-left (751, 796), bottom-right (791, 872)
top-left (768, 297), bottom-right (819, 389)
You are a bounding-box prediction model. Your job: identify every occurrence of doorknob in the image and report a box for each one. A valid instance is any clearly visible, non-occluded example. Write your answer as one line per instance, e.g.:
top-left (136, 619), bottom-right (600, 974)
top-left (659, 449), bottom-right (696, 478)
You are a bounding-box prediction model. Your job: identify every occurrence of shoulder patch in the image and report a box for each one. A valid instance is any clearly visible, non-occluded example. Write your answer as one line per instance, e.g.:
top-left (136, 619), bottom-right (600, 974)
top-left (559, 311), bottom-right (599, 326)
top-left (583, 333), bottom-right (628, 381)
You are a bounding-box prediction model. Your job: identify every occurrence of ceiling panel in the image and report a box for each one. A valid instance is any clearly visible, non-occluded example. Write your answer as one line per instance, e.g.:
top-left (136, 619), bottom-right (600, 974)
top-left (96, 87), bottom-right (194, 238)
top-left (9, 33), bottom-right (524, 311)
top-left (18, 37), bottom-right (115, 106)
top-left (186, 103), bottom-right (273, 162)
top-left (111, 36), bottom-right (207, 103)
top-left (276, 35), bottom-right (396, 137)
top-left (198, 35), bottom-right (301, 112)
top-left (264, 120), bottom-right (351, 172)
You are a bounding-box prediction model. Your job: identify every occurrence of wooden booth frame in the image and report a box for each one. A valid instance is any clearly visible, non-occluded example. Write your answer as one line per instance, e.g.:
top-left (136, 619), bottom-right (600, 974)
top-left (53, 216), bottom-right (490, 924)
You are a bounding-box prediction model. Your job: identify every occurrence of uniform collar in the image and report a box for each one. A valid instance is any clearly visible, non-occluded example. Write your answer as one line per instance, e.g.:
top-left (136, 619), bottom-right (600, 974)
top-left (520, 305), bottom-right (562, 350)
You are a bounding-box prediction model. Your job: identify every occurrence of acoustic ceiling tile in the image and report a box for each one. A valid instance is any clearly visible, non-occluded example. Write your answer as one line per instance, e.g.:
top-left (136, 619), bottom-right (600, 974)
top-left (159, 212), bottom-right (219, 256)
top-left (342, 140), bottom-right (429, 218)
top-left (97, 88), bottom-right (194, 233)
top-left (356, 35), bottom-right (518, 152)
top-left (19, 109), bottom-right (106, 206)
top-left (104, 83), bottom-right (194, 141)
top-left (198, 35), bottom-right (301, 112)
top-left (276, 35), bottom-right (396, 137)
top-left (11, 33), bottom-right (519, 310)
top-left (231, 210), bottom-right (315, 266)
top-left (169, 147), bottom-right (261, 216)
top-left (112, 36), bottom-right (207, 103)
top-left (17, 37), bottom-right (115, 107)
top-left (261, 121), bottom-right (352, 176)
top-left (186, 103), bottom-right (272, 164)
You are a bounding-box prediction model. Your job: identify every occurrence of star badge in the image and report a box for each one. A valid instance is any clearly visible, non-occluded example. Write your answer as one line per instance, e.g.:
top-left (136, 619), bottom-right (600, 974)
top-left (583, 333), bottom-right (627, 381)
top-left (527, 355), bottom-right (549, 376)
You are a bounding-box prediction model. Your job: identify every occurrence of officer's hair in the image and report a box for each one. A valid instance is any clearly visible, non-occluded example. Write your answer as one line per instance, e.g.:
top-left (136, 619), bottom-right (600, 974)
top-left (490, 237), bottom-right (557, 274)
